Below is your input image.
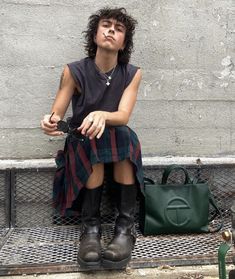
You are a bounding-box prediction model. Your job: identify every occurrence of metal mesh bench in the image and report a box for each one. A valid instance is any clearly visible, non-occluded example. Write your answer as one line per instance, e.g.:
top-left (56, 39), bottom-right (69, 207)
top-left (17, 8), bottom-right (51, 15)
top-left (0, 164), bottom-right (234, 275)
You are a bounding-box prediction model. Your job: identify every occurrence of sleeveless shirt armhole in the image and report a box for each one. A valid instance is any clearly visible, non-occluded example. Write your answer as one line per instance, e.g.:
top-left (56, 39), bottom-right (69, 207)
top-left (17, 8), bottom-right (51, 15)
top-left (67, 63), bottom-right (83, 92)
top-left (125, 64), bottom-right (140, 88)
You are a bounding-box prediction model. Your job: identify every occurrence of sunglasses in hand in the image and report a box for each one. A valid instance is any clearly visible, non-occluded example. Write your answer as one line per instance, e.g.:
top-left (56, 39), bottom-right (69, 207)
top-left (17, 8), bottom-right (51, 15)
top-left (57, 120), bottom-right (85, 141)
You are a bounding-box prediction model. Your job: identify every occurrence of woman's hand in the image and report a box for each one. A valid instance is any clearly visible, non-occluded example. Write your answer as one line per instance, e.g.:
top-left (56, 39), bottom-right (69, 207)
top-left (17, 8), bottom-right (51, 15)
top-left (40, 113), bottom-right (63, 136)
top-left (78, 111), bottom-right (107, 139)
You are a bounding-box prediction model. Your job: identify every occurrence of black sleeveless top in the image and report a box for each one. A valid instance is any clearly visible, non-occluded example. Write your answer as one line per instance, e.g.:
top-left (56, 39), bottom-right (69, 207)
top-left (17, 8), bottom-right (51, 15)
top-left (67, 57), bottom-right (139, 127)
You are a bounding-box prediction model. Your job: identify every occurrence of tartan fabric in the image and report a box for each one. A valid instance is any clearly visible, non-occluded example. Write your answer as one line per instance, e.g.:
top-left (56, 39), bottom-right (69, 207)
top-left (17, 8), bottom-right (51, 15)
top-left (53, 126), bottom-right (144, 216)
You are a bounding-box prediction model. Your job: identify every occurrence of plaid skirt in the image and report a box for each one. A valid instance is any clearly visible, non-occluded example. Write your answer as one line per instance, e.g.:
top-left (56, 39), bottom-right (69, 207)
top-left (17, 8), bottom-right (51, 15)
top-left (53, 125), bottom-right (144, 216)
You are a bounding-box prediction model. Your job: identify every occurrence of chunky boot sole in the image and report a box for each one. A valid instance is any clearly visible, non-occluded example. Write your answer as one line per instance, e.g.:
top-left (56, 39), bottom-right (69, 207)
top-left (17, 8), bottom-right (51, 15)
top-left (102, 254), bottom-right (131, 269)
top-left (77, 256), bottom-right (101, 270)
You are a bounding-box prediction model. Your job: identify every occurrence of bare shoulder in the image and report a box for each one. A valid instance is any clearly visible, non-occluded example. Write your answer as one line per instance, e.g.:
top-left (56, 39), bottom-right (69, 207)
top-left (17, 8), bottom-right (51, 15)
top-left (59, 65), bottom-right (76, 90)
top-left (129, 68), bottom-right (142, 87)
top-left (135, 68), bottom-right (142, 80)
top-left (63, 65), bottom-right (74, 81)
top-left (63, 65), bottom-right (81, 92)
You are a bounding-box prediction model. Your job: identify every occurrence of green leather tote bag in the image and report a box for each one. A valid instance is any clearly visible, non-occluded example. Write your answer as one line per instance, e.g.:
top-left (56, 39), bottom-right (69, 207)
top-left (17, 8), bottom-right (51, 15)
top-left (139, 164), bottom-right (223, 235)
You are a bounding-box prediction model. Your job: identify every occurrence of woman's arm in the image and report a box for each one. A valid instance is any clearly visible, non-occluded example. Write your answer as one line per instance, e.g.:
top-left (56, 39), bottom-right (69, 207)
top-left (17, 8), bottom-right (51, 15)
top-left (106, 68), bottom-right (142, 125)
top-left (41, 65), bottom-right (77, 136)
top-left (78, 68), bottom-right (142, 139)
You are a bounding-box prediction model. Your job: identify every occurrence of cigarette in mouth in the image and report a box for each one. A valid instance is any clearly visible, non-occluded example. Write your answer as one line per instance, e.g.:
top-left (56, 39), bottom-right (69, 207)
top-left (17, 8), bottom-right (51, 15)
top-left (103, 32), bottom-right (108, 38)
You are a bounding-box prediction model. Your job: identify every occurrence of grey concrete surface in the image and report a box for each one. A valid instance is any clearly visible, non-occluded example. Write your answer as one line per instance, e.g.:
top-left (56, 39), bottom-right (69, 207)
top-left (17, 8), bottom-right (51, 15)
top-left (1, 155), bottom-right (235, 170)
top-left (0, 265), bottom-right (234, 278)
top-left (1, 0), bottom-right (235, 159)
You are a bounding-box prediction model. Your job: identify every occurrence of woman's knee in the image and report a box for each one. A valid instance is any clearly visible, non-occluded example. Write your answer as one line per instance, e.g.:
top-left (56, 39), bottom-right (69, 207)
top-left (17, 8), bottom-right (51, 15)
top-left (86, 163), bottom-right (104, 189)
top-left (113, 159), bottom-right (135, 185)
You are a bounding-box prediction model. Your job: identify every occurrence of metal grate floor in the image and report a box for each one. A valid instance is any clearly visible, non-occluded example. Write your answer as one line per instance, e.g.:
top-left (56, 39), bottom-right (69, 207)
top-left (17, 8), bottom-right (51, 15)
top-left (0, 220), bottom-right (233, 276)
top-left (0, 165), bottom-right (234, 275)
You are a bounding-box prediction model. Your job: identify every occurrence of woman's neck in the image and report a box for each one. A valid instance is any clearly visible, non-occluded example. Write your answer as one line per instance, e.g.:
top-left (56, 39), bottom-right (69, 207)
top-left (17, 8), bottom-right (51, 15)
top-left (94, 49), bottom-right (118, 73)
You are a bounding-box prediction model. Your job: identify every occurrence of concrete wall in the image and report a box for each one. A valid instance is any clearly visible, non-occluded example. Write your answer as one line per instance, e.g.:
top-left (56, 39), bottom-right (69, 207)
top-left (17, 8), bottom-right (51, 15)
top-left (1, 0), bottom-right (235, 159)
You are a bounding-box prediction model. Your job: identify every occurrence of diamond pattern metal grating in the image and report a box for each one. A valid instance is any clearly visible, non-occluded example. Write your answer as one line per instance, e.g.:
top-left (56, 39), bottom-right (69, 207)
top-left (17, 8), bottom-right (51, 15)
top-left (0, 165), bottom-right (234, 275)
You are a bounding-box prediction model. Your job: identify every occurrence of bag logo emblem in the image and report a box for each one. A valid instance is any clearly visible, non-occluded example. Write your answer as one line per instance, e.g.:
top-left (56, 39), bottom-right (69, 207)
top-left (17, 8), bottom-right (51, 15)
top-left (164, 197), bottom-right (191, 227)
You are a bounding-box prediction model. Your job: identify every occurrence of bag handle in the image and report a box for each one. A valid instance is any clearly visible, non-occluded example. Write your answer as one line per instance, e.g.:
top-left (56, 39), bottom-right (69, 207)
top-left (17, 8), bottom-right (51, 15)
top-left (208, 192), bottom-right (224, 232)
top-left (142, 177), bottom-right (155, 196)
top-left (161, 164), bottom-right (191, 185)
top-left (192, 176), bottom-right (224, 232)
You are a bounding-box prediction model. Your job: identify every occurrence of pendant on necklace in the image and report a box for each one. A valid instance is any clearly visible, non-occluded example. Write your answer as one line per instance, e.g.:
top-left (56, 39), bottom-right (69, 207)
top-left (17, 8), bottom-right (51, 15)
top-left (106, 76), bottom-right (112, 86)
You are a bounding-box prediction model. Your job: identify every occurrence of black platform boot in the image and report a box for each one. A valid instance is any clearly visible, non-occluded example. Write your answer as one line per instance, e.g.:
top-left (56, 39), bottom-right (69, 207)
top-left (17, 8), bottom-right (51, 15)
top-left (77, 185), bottom-right (103, 269)
top-left (103, 182), bottom-right (137, 269)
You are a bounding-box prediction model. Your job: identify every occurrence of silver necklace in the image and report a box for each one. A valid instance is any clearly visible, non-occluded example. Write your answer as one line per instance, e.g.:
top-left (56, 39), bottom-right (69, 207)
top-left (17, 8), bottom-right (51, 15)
top-left (96, 65), bottom-right (117, 86)
top-left (104, 66), bottom-right (116, 86)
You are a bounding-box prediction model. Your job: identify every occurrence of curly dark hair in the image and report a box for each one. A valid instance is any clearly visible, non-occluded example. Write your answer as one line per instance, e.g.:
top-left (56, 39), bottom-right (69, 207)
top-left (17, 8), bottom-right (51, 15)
top-left (84, 7), bottom-right (137, 64)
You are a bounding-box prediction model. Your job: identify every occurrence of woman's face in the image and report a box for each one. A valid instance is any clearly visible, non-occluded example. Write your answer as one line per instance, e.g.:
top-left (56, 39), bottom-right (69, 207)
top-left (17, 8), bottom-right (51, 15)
top-left (95, 18), bottom-right (126, 52)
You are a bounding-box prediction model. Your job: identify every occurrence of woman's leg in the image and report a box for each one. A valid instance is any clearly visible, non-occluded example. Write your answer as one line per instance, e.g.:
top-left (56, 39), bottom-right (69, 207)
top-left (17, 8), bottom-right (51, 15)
top-left (86, 163), bottom-right (104, 189)
top-left (78, 163), bottom-right (104, 269)
top-left (103, 159), bottom-right (137, 268)
top-left (113, 159), bottom-right (135, 184)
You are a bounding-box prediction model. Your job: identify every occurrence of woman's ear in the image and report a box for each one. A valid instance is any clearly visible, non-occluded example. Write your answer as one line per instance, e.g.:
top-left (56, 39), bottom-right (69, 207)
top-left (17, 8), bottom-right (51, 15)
top-left (94, 35), bottom-right (97, 43)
